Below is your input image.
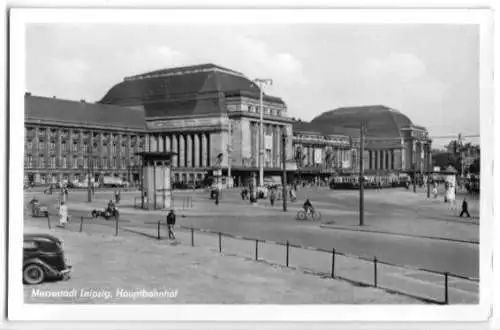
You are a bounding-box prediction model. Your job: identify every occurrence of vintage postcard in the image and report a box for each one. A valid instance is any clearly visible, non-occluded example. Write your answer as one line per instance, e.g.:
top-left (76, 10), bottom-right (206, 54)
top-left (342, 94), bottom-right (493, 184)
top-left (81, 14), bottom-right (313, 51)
top-left (7, 7), bottom-right (494, 324)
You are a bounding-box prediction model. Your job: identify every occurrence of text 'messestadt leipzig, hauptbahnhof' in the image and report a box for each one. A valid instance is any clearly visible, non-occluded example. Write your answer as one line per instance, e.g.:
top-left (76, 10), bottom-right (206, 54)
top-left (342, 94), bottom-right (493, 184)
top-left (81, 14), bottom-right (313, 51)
top-left (23, 63), bottom-right (432, 187)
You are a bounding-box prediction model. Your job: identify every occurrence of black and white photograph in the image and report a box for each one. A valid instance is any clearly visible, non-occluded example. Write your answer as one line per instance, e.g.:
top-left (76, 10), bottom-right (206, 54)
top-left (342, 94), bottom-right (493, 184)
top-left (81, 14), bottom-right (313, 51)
top-left (7, 7), bottom-right (494, 324)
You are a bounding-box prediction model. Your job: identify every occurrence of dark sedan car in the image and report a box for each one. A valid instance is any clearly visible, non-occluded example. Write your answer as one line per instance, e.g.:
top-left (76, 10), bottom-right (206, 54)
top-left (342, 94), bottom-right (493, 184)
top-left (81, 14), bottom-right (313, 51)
top-left (23, 234), bottom-right (72, 285)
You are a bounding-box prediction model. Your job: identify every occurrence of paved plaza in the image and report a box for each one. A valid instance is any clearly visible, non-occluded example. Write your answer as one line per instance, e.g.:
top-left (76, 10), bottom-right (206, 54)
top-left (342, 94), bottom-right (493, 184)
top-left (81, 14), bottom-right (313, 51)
top-left (24, 185), bottom-right (480, 304)
top-left (24, 217), bottom-right (421, 304)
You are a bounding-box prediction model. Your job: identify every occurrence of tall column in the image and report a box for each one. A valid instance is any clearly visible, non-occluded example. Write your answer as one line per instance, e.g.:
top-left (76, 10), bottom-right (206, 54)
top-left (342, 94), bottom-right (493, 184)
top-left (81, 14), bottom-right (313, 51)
top-left (186, 134), bottom-right (193, 168)
top-left (126, 134), bottom-right (131, 166)
top-left (194, 133), bottom-right (200, 168)
top-left (165, 134), bottom-right (171, 152)
top-left (178, 134), bottom-right (185, 168)
top-left (161, 134), bottom-right (166, 152)
top-left (171, 134), bottom-right (178, 168)
top-left (201, 133), bottom-right (208, 167)
top-left (117, 133), bottom-right (122, 170)
top-left (401, 146), bottom-right (406, 170)
top-left (337, 148), bottom-right (342, 168)
top-left (411, 140), bottom-right (416, 169)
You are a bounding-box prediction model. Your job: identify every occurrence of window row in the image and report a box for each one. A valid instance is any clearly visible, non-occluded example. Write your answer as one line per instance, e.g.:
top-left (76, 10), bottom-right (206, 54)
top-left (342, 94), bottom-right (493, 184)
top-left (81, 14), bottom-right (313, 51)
top-left (25, 128), bottom-right (147, 144)
top-left (25, 141), bottom-right (143, 153)
top-left (24, 156), bottom-right (140, 169)
top-left (246, 105), bottom-right (282, 117)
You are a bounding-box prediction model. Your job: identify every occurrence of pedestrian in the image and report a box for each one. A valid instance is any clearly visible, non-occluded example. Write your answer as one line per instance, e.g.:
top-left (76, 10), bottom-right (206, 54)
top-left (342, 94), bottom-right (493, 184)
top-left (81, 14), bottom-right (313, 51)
top-left (290, 187), bottom-right (296, 202)
top-left (215, 189), bottom-right (220, 205)
top-left (166, 209), bottom-right (176, 240)
top-left (269, 188), bottom-right (276, 207)
top-left (460, 198), bottom-right (471, 218)
top-left (64, 186), bottom-right (69, 200)
top-left (59, 201), bottom-right (68, 227)
top-left (114, 189), bottom-right (120, 204)
top-left (241, 188), bottom-right (247, 201)
top-left (432, 182), bottom-right (438, 199)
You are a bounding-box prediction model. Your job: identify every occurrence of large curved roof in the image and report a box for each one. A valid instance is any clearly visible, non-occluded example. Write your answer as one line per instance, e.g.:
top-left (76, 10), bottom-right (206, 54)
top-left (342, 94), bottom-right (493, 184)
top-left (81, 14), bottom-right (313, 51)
top-left (98, 63), bottom-right (284, 117)
top-left (310, 105), bottom-right (414, 138)
top-left (25, 94), bottom-right (146, 130)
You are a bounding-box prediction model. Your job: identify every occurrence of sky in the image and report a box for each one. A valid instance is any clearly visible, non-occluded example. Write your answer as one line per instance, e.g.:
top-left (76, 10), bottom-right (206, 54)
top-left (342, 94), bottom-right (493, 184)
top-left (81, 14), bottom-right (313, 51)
top-left (26, 24), bottom-right (480, 147)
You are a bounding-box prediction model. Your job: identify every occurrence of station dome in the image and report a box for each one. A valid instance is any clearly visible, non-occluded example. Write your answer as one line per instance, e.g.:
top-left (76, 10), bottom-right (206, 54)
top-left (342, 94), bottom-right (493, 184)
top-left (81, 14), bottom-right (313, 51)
top-left (310, 105), bottom-right (414, 138)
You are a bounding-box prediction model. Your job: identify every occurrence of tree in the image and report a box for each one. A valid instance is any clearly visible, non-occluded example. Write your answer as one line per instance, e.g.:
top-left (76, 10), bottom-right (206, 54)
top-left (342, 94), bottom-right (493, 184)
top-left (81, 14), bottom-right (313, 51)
top-left (468, 157), bottom-right (480, 174)
top-left (432, 152), bottom-right (460, 170)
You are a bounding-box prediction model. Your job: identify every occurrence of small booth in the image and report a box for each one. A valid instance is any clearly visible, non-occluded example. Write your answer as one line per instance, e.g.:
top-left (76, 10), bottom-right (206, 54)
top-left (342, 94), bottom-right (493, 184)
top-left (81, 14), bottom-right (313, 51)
top-left (441, 165), bottom-right (458, 203)
top-left (136, 152), bottom-right (177, 210)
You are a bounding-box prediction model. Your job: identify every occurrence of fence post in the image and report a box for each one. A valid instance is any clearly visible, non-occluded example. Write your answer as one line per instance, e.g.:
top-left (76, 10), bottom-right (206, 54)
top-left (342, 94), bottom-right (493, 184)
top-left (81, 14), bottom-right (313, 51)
top-left (79, 216), bottom-right (83, 232)
top-left (373, 257), bottom-right (378, 287)
top-left (331, 248), bottom-right (336, 278)
top-left (191, 227), bottom-right (194, 247)
top-left (47, 213), bottom-right (51, 229)
top-left (218, 232), bottom-right (222, 253)
top-left (286, 240), bottom-right (289, 267)
top-left (115, 212), bottom-right (119, 236)
top-left (255, 240), bottom-right (259, 261)
top-left (157, 221), bottom-right (161, 240)
top-left (444, 272), bottom-right (449, 304)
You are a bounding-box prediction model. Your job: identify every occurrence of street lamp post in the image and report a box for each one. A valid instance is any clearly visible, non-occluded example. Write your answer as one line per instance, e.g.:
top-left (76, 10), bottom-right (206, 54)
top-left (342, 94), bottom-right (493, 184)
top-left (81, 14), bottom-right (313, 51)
top-left (282, 133), bottom-right (288, 212)
top-left (254, 78), bottom-right (273, 187)
top-left (227, 120), bottom-right (232, 187)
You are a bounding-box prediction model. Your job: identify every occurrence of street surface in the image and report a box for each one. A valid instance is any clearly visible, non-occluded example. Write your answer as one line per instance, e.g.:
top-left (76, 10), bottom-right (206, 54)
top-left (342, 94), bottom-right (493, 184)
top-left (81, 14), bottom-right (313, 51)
top-left (25, 185), bottom-right (479, 279)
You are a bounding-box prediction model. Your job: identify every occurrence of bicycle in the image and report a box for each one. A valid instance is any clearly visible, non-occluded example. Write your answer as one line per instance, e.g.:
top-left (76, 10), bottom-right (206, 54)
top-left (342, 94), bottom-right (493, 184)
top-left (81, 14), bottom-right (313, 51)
top-left (296, 208), bottom-right (322, 221)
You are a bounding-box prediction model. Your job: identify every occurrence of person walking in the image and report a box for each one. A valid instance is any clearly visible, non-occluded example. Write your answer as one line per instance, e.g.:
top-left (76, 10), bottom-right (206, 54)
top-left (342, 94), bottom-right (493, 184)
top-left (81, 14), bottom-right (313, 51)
top-left (460, 198), bottom-right (471, 218)
top-left (59, 201), bottom-right (68, 227)
top-left (432, 182), bottom-right (439, 199)
top-left (166, 209), bottom-right (176, 240)
top-left (114, 189), bottom-right (120, 204)
top-left (215, 188), bottom-right (220, 206)
top-left (269, 188), bottom-right (276, 207)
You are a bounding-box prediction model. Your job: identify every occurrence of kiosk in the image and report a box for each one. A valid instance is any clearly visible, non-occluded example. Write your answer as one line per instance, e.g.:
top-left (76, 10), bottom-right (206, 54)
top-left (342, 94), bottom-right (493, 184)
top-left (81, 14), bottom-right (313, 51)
top-left (136, 152), bottom-right (176, 210)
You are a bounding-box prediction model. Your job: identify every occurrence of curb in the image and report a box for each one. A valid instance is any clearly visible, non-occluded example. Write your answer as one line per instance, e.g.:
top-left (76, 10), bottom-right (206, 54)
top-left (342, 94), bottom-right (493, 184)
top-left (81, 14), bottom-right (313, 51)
top-left (319, 224), bottom-right (479, 245)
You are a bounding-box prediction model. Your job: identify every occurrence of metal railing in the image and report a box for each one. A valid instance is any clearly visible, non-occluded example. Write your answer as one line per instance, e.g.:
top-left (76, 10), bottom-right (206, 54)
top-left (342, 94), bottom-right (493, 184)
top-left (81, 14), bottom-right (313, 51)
top-left (44, 209), bottom-right (479, 305)
top-left (168, 226), bottom-right (479, 305)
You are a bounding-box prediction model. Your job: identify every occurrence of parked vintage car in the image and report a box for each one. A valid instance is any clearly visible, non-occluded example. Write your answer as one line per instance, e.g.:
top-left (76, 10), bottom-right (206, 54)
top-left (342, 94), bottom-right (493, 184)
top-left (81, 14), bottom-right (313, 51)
top-left (23, 234), bottom-right (72, 285)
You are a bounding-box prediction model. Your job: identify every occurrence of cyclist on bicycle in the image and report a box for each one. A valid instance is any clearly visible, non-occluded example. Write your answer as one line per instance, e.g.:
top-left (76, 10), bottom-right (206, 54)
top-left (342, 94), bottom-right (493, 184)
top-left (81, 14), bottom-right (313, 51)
top-left (303, 197), bottom-right (314, 215)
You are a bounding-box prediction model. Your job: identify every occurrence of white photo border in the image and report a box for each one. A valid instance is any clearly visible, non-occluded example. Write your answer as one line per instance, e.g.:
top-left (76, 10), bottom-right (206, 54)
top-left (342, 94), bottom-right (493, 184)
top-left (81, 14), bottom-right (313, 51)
top-left (7, 7), bottom-right (494, 324)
